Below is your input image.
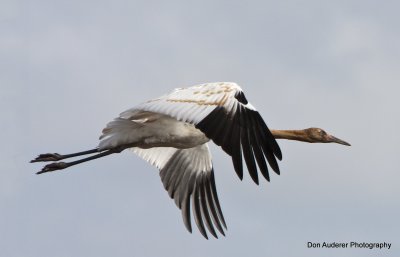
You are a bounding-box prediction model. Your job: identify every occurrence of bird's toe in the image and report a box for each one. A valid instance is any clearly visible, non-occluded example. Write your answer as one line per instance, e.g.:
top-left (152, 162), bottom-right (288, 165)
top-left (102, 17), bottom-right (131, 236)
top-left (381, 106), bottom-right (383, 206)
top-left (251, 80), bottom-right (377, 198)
top-left (36, 162), bottom-right (68, 174)
top-left (31, 153), bottom-right (63, 163)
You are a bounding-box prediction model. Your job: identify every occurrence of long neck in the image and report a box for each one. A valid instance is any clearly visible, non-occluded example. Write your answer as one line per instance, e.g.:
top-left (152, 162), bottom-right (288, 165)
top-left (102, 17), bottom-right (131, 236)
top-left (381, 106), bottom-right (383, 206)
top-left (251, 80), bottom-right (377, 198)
top-left (270, 129), bottom-right (312, 143)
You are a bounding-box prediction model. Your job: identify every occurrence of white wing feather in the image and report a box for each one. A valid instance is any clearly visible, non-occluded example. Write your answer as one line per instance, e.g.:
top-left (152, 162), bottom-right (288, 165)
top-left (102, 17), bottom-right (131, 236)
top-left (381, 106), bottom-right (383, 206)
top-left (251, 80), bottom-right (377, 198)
top-left (120, 82), bottom-right (244, 124)
top-left (130, 147), bottom-right (178, 170)
top-left (131, 144), bottom-right (212, 175)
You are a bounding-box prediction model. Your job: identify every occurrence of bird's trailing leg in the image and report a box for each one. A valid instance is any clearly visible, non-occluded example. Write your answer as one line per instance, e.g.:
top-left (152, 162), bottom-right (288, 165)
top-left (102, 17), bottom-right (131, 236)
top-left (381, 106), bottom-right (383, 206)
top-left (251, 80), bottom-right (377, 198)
top-left (33, 147), bottom-right (127, 175)
top-left (30, 148), bottom-right (99, 163)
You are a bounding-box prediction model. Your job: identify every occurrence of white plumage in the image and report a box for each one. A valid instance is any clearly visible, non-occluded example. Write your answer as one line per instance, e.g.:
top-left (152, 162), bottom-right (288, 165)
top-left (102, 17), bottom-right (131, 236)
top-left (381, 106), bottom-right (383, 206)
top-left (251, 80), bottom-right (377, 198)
top-left (95, 82), bottom-right (281, 238)
top-left (33, 82), bottom-right (283, 239)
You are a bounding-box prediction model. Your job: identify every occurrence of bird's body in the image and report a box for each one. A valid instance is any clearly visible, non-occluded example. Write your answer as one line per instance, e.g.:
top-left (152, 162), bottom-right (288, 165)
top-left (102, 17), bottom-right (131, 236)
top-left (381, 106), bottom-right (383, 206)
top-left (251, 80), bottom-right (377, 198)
top-left (99, 112), bottom-right (209, 150)
top-left (31, 82), bottom-right (350, 239)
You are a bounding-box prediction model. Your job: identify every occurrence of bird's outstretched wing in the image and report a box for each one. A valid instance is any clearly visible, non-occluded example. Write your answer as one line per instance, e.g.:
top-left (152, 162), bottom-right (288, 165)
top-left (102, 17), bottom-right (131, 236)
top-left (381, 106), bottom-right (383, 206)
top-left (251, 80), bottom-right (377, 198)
top-left (123, 82), bottom-right (282, 184)
top-left (132, 144), bottom-right (226, 239)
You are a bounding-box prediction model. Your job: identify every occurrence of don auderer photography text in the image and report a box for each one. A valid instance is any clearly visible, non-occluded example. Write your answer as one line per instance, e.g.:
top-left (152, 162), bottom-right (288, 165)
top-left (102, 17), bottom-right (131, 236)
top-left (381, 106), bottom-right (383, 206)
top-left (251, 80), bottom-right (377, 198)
top-left (307, 241), bottom-right (391, 250)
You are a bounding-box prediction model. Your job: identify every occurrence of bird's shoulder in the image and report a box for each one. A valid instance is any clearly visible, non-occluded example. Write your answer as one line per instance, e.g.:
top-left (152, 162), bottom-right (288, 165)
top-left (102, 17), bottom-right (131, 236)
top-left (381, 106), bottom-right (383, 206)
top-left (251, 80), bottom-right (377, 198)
top-left (158, 82), bottom-right (243, 105)
top-left (120, 82), bottom-right (250, 123)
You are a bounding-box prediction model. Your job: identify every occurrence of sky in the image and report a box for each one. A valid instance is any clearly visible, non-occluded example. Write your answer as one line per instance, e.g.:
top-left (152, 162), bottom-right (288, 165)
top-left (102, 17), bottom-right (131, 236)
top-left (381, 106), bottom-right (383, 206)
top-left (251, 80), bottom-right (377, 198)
top-left (1, 0), bottom-right (399, 256)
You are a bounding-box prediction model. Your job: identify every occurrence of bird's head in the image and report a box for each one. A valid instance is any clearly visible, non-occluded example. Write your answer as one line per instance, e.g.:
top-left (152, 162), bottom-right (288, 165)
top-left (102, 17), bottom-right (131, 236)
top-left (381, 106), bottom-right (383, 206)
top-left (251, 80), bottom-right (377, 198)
top-left (304, 127), bottom-right (351, 146)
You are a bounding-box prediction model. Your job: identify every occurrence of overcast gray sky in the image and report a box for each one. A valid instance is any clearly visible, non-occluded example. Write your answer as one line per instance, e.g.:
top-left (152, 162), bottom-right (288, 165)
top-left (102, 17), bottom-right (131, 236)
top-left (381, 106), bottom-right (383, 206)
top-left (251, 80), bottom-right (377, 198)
top-left (2, 0), bottom-right (399, 256)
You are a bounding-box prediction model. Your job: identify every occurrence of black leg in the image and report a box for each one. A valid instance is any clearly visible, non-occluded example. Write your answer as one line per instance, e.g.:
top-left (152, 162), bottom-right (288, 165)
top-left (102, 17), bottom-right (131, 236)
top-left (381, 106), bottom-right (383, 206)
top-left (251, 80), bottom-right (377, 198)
top-left (31, 148), bottom-right (99, 163)
top-left (36, 148), bottom-right (121, 175)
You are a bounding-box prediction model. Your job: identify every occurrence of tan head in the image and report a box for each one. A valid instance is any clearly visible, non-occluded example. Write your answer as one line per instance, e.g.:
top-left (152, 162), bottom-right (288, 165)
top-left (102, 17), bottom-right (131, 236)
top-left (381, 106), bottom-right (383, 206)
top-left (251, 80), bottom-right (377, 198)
top-left (304, 127), bottom-right (351, 146)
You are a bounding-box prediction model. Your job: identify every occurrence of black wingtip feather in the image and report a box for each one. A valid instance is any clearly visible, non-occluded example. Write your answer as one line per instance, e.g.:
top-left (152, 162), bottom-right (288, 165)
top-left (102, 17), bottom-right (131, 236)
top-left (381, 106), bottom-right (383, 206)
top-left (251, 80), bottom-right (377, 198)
top-left (239, 107), bottom-right (259, 184)
top-left (192, 185), bottom-right (208, 239)
top-left (231, 114), bottom-right (243, 180)
top-left (248, 113), bottom-right (271, 182)
top-left (234, 91), bottom-right (248, 104)
top-left (209, 171), bottom-right (227, 229)
top-left (254, 112), bottom-right (282, 161)
top-left (182, 194), bottom-right (192, 233)
top-left (204, 175), bottom-right (225, 236)
top-left (199, 174), bottom-right (218, 238)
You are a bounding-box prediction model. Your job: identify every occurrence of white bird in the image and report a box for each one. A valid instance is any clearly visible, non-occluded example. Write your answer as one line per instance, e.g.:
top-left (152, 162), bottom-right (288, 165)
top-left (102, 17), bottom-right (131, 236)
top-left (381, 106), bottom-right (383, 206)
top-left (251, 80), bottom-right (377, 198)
top-left (31, 82), bottom-right (350, 239)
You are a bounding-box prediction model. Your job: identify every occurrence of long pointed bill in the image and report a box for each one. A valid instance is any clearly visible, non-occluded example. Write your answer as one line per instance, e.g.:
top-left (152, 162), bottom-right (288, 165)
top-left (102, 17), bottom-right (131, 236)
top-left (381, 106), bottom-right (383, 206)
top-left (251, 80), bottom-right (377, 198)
top-left (328, 135), bottom-right (351, 146)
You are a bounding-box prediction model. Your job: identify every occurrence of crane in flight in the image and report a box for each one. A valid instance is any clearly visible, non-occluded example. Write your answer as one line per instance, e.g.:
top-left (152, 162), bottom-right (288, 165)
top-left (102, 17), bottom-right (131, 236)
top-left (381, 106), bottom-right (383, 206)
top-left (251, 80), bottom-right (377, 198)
top-left (31, 82), bottom-right (350, 239)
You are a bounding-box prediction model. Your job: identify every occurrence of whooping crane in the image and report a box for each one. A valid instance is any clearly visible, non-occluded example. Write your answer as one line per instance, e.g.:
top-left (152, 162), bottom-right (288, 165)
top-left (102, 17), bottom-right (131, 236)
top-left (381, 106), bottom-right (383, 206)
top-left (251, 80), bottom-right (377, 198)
top-left (31, 82), bottom-right (350, 239)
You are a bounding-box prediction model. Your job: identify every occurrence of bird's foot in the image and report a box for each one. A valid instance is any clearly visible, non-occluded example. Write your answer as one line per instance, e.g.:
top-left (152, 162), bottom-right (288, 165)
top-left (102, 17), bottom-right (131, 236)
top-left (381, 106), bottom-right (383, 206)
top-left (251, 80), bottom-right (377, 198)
top-left (30, 153), bottom-right (63, 163)
top-left (36, 162), bottom-right (68, 174)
